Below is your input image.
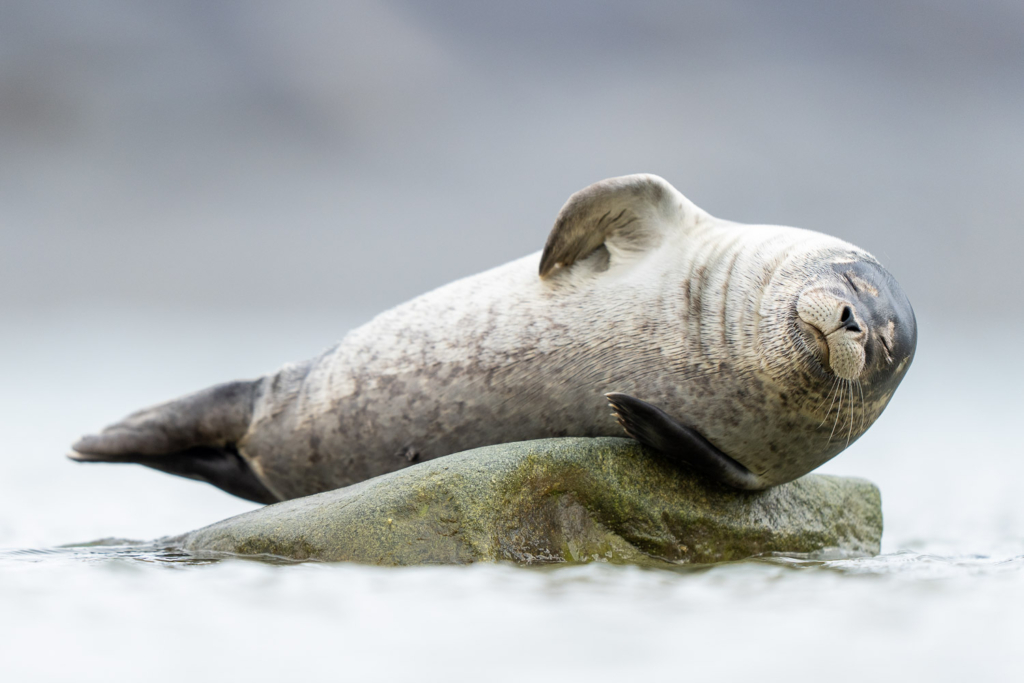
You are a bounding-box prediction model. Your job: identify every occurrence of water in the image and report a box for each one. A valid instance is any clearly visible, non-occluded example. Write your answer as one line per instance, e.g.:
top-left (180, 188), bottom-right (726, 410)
top-left (2, 307), bottom-right (1022, 681)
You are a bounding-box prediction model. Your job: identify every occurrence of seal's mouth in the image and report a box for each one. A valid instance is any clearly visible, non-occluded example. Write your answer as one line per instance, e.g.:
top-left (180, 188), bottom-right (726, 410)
top-left (797, 317), bottom-right (831, 369)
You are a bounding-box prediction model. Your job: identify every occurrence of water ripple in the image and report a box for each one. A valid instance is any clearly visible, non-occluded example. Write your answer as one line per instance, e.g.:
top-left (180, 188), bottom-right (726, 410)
top-left (0, 543), bottom-right (215, 567)
top-left (3, 543), bottom-right (1024, 583)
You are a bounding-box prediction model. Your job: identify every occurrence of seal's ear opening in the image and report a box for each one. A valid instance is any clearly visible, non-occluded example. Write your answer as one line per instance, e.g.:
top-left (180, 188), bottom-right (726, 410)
top-left (539, 174), bottom-right (699, 279)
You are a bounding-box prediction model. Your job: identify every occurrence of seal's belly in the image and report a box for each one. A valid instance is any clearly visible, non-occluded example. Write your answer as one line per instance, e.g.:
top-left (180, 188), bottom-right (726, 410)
top-left (245, 357), bottom-right (628, 498)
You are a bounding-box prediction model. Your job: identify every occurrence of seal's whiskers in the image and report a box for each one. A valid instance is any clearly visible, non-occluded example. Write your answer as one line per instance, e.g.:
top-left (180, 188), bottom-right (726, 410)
top-left (819, 377), bottom-right (841, 429)
top-left (856, 380), bottom-right (866, 433)
top-left (815, 376), bottom-right (840, 419)
top-left (845, 379), bottom-right (855, 448)
top-left (829, 381), bottom-right (844, 441)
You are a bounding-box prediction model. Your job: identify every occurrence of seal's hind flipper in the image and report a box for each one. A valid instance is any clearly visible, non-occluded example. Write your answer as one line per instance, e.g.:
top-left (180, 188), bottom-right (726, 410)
top-left (71, 380), bottom-right (259, 457)
top-left (116, 446), bottom-right (278, 504)
top-left (69, 380), bottom-right (277, 503)
top-left (605, 392), bottom-right (764, 491)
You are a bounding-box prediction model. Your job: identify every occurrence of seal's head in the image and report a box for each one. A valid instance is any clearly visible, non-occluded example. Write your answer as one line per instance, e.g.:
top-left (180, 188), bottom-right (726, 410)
top-left (740, 242), bottom-right (918, 484)
top-left (631, 240), bottom-right (915, 490)
top-left (604, 236), bottom-right (917, 491)
top-left (792, 256), bottom-right (917, 404)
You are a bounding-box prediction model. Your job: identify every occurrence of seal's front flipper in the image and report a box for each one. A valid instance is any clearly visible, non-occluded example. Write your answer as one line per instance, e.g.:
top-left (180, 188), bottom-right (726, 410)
top-left (69, 380), bottom-right (278, 504)
top-left (539, 174), bottom-right (702, 279)
top-left (605, 392), bottom-right (764, 491)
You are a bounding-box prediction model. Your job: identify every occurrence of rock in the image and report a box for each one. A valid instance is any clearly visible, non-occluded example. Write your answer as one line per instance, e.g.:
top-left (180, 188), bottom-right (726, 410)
top-left (169, 437), bottom-right (882, 566)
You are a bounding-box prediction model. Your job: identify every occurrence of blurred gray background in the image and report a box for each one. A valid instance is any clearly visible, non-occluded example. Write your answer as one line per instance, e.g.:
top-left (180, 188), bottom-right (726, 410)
top-left (2, 0), bottom-right (1021, 324)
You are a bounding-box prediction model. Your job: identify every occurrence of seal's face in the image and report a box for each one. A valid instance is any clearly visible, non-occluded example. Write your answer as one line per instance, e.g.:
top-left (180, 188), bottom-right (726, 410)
top-left (744, 247), bottom-right (918, 483)
top-left (794, 258), bottom-right (917, 402)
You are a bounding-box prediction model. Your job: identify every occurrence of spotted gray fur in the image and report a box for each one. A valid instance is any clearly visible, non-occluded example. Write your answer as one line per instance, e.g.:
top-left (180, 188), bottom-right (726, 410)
top-left (70, 174), bottom-right (917, 502)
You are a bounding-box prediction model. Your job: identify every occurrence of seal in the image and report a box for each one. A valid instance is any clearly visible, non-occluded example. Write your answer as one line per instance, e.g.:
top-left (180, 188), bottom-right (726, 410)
top-left (69, 174), bottom-right (917, 503)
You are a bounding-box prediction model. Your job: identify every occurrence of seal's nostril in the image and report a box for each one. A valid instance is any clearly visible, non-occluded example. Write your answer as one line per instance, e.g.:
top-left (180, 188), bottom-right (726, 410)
top-left (840, 305), bottom-right (862, 333)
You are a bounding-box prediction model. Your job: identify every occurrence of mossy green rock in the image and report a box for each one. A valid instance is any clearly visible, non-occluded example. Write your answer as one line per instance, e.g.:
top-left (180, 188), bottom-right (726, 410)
top-left (170, 437), bottom-right (882, 566)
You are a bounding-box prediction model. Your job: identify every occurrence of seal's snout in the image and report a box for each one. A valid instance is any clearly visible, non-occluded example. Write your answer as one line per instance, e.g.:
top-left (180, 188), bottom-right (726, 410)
top-left (823, 259), bottom-right (917, 393)
top-left (796, 289), bottom-right (867, 379)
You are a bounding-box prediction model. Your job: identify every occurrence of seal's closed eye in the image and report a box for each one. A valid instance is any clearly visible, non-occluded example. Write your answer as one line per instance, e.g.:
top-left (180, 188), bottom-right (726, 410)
top-left (606, 392), bottom-right (764, 491)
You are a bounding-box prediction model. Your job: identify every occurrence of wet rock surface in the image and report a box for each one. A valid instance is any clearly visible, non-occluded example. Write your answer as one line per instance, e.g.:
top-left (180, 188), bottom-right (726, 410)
top-left (169, 438), bottom-right (882, 566)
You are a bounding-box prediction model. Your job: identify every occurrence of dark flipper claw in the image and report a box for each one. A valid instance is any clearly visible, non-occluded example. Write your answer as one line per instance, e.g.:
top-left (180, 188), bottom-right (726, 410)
top-left (605, 392), bottom-right (763, 490)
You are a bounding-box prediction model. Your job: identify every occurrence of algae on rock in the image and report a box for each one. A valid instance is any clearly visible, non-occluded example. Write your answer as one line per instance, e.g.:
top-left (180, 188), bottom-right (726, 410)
top-left (170, 437), bottom-right (882, 566)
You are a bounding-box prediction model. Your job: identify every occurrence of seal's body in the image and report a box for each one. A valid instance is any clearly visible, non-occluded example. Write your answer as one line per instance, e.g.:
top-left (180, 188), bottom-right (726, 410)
top-left (71, 175), bottom-right (916, 502)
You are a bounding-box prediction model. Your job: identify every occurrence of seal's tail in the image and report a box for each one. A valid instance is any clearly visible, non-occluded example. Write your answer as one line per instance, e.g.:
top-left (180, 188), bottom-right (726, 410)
top-left (68, 380), bottom-right (278, 504)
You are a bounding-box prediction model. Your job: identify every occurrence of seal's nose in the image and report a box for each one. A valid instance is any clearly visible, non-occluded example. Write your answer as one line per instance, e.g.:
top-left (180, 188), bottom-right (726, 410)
top-left (839, 305), bottom-right (862, 333)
